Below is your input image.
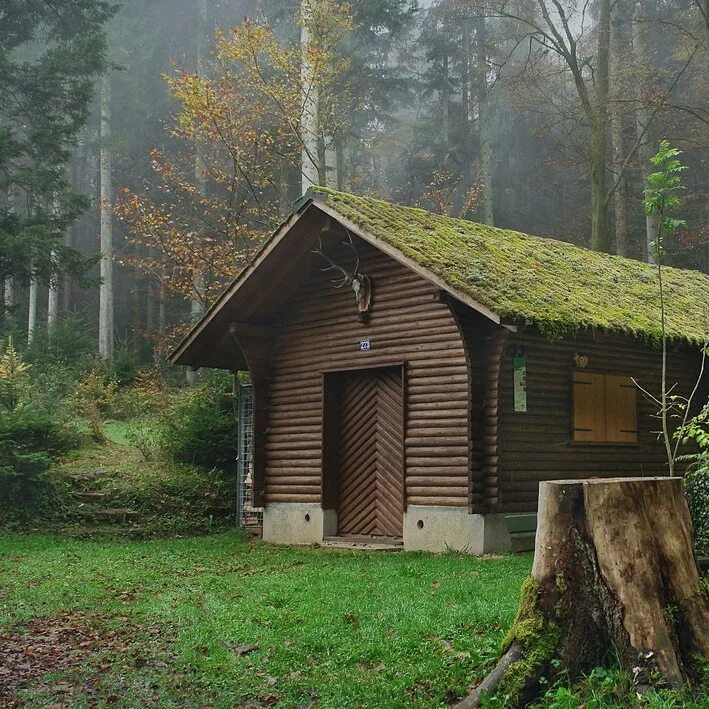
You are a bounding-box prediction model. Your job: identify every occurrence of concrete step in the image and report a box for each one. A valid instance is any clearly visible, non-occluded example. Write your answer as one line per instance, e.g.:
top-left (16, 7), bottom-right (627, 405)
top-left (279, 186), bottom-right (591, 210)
top-left (321, 536), bottom-right (403, 552)
top-left (76, 508), bottom-right (139, 523)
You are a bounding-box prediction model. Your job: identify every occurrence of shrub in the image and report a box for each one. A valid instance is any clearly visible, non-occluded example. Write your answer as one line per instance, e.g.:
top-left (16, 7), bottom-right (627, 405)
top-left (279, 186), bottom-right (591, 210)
top-left (70, 370), bottom-right (119, 441)
top-left (677, 398), bottom-right (709, 558)
top-left (158, 372), bottom-right (237, 471)
top-left (111, 344), bottom-right (141, 386)
top-left (685, 457), bottom-right (709, 558)
top-left (25, 315), bottom-right (96, 369)
top-left (109, 369), bottom-right (172, 421)
top-left (0, 406), bottom-right (80, 511)
top-left (0, 336), bottom-right (31, 410)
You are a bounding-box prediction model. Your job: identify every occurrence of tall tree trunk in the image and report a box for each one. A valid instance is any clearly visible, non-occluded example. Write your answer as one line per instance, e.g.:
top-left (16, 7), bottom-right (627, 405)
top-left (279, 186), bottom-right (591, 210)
top-left (64, 135), bottom-right (82, 313)
top-left (99, 73), bottom-right (114, 361)
top-left (47, 250), bottom-right (59, 334)
top-left (3, 278), bottom-right (14, 324)
top-left (317, 131), bottom-right (328, 187)
top-left (335, 133), bottom-right (346, 190)
top-left (609, 1), bottom-right (630, 256)
top-left (186, 1), bottom-right (208, 384)
top-left (186, 147), bottom-right (207, 386)
top-left (155, 260), bottom-right (167, 365)
top-left (442, 53), bottom-right (450, 163)
top-left (476, 17), bottom-right (494, 225)
top-left (27, 275), bottom-right (38, 345)
top-left (633, 0), bottom-right (659, 262)
top-left (590, 0), bottom-right (611, 252)
top-left (301, 0), bottom-right (320, 192)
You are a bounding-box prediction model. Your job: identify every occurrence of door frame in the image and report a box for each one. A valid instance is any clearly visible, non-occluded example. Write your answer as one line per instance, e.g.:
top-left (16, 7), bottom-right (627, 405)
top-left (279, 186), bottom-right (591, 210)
top-left (320, 363), bottom-right (407, 521)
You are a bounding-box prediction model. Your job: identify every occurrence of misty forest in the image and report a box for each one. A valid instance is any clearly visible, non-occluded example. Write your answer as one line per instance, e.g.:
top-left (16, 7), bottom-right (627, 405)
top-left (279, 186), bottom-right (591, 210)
top-left (1, 0), bottom-right (708, 707)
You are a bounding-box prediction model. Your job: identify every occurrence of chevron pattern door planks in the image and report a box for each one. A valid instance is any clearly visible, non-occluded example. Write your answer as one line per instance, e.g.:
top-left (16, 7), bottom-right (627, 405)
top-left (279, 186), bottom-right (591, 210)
top-left (336, 367), bottom-right (404, 538)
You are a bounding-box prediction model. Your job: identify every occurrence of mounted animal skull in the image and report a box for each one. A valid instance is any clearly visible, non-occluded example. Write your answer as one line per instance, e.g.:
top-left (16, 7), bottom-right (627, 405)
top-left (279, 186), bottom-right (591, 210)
top-left (311, 230), bottom-right (373, 322)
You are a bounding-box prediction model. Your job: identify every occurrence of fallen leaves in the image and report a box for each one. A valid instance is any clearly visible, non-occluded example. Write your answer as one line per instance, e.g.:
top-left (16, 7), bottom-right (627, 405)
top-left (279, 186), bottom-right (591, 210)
top-left (0, 611), bottom-right (173, 708)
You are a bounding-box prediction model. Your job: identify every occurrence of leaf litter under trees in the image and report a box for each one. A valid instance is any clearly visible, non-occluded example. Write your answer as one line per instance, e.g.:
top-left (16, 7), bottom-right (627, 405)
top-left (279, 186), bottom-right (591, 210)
top-left (0, 611), bottom-right (175, 708)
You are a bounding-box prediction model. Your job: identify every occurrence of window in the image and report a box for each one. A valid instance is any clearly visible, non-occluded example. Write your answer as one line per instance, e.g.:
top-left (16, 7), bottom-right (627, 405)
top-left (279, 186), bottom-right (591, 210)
top-left (572, 372), bottom-right (638, 443)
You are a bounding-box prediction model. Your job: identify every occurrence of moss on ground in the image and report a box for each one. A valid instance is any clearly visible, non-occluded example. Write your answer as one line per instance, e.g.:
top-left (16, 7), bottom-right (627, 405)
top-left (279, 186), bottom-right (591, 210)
top-left (308, 187), bottom-right (709, 345)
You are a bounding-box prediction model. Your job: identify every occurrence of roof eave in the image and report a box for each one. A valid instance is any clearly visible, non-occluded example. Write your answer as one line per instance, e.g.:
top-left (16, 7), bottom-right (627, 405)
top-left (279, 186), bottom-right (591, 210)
top-left (169, 196), bottom-right (507, 368)
top-left (168, 203), bottom-right (316, 367)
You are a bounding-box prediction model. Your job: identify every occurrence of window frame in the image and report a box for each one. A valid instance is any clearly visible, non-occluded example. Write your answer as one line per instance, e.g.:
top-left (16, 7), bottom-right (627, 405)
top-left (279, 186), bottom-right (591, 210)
top-left (569, 368), bottom-right (640, 447)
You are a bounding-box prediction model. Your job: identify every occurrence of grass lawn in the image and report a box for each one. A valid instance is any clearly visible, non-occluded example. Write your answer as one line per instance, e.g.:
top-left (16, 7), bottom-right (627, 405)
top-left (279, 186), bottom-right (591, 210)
top-left (0, 532), bottom-right (530, 708)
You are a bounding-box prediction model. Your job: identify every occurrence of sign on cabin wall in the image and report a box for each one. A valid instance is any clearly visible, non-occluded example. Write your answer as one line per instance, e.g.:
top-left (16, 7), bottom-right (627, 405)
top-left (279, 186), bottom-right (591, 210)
top-left (360, 338), bottom-right (371, 352)
top-left (513, 356), bottom-right (527, 412)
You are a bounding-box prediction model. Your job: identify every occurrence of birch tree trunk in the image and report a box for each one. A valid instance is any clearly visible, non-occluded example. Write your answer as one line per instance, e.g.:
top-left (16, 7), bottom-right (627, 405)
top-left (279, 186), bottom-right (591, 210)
top-left (47, 250), bottom-right (59, 334)
top-left (3, 278), bottom-right (13, 324)
top-left (609, 1), bottom-right (630, 256)
top-left (27, 275), bottom-right (38, 345)
top-left (301, 0), bottom-right (320, 192)
top-left (99, 73), bottom-right (114, 361)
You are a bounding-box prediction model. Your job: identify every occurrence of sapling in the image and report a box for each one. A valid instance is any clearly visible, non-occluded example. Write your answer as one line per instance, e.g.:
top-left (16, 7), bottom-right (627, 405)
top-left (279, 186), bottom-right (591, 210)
top-left (639, 141), bottom-right (707, 476)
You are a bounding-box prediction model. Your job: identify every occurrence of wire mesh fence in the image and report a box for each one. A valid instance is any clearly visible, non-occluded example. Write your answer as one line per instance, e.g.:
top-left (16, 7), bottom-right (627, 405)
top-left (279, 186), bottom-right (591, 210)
top-left (237, 382), bottom-right (263, 531)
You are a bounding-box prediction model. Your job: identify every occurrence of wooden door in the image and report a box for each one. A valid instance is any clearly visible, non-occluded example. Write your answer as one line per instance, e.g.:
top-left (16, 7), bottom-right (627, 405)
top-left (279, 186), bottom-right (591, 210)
top-left (330, 367), bottom-right (404, 538)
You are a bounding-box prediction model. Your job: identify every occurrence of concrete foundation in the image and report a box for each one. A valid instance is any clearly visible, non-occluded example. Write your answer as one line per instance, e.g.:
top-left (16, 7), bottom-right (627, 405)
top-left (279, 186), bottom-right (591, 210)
top-left (262, 503), bottom-right (337, 545)
top-left (262, 503), bottom-right (513, 554)
top-left (403, 506), bottom-right (512, 554)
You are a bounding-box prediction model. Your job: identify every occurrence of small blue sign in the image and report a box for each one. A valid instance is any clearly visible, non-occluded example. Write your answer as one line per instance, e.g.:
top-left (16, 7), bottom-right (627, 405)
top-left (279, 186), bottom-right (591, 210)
top-left (359, 338), bottom-right (371, 352)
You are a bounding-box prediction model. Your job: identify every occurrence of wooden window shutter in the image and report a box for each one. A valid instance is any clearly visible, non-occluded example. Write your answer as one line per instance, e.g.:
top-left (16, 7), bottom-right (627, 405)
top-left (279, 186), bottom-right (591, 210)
top-left (573, 373), bottom-right (605, 442)
top-left (604, 375), bottom-right (638, 443)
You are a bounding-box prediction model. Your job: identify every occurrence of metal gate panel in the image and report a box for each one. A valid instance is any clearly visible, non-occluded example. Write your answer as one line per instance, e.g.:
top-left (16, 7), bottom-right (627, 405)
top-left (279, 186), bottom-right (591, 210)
top-left (237, 382), bottom-right (262, 530)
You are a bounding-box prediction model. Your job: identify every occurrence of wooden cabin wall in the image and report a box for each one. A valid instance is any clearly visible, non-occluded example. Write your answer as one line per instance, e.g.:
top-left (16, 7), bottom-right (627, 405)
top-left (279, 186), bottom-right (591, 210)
top-left (494, 331), bottom-right (706, 513)
top-left (262, 236), bottom-right (471, 509)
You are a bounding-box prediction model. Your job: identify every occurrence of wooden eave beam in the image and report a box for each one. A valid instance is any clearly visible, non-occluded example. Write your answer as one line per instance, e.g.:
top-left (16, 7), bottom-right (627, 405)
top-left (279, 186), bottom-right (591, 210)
top-left (169, 206), bottom-right (310, 366)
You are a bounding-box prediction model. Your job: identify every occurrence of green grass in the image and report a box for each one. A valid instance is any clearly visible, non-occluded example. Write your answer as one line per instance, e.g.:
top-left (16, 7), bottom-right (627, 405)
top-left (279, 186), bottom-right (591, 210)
top-left (0, 532), bottom-right (529, 708)
top-left (102, 420), bottom-right (135, 447)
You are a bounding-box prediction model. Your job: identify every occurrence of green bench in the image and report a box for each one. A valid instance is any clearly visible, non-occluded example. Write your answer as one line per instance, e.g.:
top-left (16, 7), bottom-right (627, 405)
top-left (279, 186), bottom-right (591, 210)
top-left (504, 514), bottom-right (537, 553)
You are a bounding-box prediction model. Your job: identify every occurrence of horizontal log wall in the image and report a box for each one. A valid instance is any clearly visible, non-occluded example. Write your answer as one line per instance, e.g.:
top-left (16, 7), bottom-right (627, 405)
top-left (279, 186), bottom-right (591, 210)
top-left (263, 235), bottom-right (470, 508)
top-left (495, 330), bottom-right (706, 513)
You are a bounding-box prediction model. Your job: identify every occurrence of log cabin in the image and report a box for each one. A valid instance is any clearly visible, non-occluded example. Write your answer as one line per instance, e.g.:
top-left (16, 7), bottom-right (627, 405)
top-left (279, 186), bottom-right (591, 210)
top-left (170, 187), bottom-right (709, 553)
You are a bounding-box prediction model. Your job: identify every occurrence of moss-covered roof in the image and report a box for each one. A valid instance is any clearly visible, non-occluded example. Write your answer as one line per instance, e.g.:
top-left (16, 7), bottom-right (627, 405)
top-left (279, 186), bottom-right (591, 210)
top-left (309, 187), bottom-right (708, 345)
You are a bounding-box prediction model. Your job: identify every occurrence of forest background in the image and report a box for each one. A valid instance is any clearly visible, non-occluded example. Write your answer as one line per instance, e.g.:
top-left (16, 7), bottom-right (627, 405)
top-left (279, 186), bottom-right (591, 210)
top-left (1, 0), bottom-right (707, 367)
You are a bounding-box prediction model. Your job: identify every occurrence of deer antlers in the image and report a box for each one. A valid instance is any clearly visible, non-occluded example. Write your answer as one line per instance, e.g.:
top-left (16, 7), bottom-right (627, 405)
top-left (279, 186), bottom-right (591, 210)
top-left (311, 229), bottom-right (374, 322)
top-left (311, 232), bottom-right (360, 288)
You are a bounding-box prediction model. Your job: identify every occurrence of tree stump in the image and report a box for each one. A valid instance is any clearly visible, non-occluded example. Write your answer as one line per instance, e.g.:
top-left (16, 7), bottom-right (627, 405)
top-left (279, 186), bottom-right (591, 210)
top-left (456, 477), bottom-right (709, 708)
